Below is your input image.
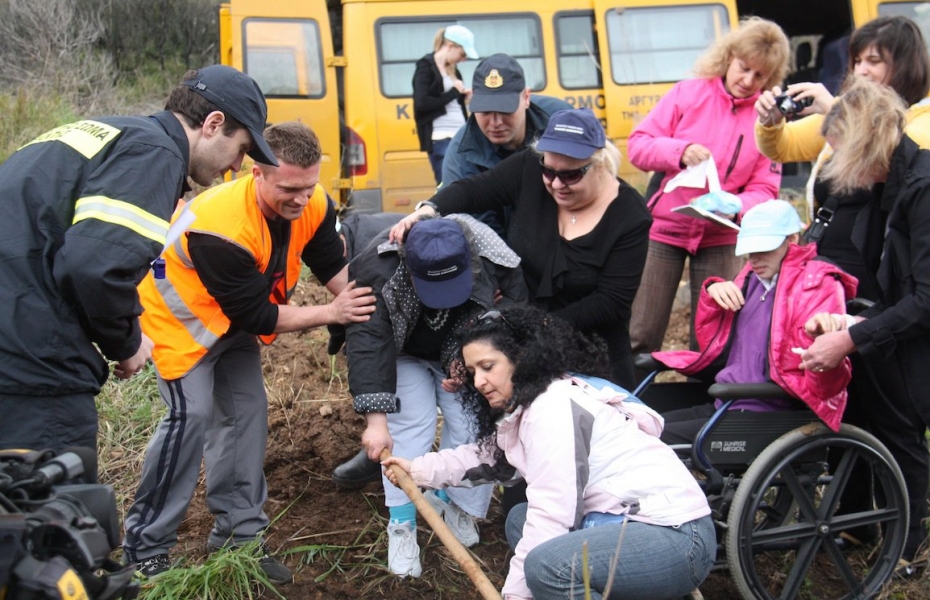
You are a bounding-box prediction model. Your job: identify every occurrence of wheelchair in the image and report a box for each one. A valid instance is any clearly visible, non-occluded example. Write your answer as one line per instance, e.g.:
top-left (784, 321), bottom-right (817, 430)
top-left (633, 355), bottom-right (909, 600)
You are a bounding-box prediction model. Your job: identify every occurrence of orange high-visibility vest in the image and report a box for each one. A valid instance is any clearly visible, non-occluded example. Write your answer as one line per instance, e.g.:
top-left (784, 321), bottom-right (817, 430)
top-left (139, 175), bottom-right (329, 380)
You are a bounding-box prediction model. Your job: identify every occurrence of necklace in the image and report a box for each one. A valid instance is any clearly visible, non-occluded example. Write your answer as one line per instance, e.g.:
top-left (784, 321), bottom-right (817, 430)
top-left (570, 214), bottom-right (577, 225)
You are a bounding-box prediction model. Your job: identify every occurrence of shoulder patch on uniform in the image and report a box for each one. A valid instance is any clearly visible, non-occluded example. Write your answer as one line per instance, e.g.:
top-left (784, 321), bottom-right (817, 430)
top-left (20, 120), bottom-right (121, 159)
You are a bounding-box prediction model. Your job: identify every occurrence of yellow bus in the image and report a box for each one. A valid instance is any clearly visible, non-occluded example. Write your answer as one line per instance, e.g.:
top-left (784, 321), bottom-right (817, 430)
top-left (220, 0), bottom-right (930, 212)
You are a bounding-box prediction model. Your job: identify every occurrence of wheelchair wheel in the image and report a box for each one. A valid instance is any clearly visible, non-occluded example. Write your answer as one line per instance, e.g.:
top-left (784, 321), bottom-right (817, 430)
top-left (726, 423), bottom-right (907, 600)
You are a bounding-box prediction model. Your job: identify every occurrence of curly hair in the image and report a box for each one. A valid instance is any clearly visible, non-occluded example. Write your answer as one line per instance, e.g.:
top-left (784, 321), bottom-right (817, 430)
top-left (846, 16), bottom-right (930, 106)
top-left (450, 304), bottom-right (612, 459)
top-left (821, 77), bottom-right (905, 194)
top-left (692, 16), bottom-right (790, 91)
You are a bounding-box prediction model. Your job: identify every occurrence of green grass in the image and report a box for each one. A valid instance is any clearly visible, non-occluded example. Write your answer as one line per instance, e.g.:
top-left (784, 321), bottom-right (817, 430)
top-left (137, 541), bottom-right (285, 600)
top-left (0, 89), bottom-right (77, 161)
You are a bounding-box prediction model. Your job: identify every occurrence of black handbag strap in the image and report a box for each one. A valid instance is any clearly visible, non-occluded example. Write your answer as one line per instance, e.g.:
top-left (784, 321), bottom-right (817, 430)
top-left (803, 195), bottom-right (839, 244)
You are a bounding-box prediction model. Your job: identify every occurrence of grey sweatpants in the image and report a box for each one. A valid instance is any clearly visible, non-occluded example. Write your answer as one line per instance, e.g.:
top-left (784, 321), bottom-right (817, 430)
top-left (123, 331), bottom-right (269, 560)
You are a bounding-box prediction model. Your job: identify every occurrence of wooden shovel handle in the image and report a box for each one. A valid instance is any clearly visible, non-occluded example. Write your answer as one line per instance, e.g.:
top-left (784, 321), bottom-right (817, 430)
top-left (380, 449), bottom-right (502, 600)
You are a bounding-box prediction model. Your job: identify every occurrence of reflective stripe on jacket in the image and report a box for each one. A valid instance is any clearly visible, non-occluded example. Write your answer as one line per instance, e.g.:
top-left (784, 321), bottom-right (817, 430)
top-left (139, 176), bottom-right (329, 380)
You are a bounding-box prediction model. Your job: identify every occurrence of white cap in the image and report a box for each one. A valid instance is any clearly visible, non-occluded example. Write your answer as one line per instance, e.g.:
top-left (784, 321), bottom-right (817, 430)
top-left (444, 25), bottom-right (479, 60)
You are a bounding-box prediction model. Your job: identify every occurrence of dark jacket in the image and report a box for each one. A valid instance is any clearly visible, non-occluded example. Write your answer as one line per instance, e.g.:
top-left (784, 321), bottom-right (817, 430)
top-left (0, 112), bottom-right (189, 396)
top-left (441, 95), bottom-right (573, 185)
top-left (430, 150), bottom-right (652, 388)
top-left (346, 214), bottom-right (527, 413)
top-left (849, 135), bottom-right (930, 423)
top-left (413, 53), bottom-right (467, 152)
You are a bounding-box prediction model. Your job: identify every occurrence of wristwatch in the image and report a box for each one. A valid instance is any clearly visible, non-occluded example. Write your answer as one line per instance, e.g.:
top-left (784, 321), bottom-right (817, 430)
top-left (414, 200), bottom-right (439, 213)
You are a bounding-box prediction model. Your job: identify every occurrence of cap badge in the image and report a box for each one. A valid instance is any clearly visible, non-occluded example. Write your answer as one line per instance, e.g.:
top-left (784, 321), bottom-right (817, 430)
top-left (484, 69), bottom-right (504, 89)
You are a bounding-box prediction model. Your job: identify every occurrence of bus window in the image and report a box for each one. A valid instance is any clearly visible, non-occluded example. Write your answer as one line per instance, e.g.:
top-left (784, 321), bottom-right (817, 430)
top-left (243, 19), bottom-right (325, 97)
top-left (877, 2), bottom-right (930, 53)
top-left (556, 12), bottom-right (602, 89)
top-left (604, 4), bottom-right (729, 85)
top-left (378, 15), bottom-right (545, 98)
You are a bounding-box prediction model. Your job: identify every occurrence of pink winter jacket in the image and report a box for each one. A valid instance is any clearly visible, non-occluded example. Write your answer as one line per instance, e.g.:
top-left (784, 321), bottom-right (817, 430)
top-left (653, 244), bottom-right (858, 431)
top-left (628, 77), bottom-right (782, 253)
top-left (408, 378), bottom-right (710, 600)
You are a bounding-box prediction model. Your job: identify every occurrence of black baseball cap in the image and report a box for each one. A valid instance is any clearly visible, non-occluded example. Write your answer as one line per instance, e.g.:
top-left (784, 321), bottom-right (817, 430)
top-left (181, 65), bottom-right (278, 166)
top-left (470, 54), bottom-right (526, 114)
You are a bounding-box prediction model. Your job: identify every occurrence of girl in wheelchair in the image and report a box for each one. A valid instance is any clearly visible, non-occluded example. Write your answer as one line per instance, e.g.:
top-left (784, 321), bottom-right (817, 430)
top-left (383, 305), bottom-right (716, 600)
top-left (652, 200), bottom-right (858, 445)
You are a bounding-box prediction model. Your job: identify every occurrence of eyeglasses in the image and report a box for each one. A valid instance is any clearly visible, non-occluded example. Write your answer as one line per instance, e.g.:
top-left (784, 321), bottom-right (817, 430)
top-left (539, 158), bottom-right (593, 186)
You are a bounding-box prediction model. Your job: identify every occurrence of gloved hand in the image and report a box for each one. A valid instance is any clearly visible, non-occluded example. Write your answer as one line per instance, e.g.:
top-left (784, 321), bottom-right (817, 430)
top-left (691, 190), bottom-right (742, 215)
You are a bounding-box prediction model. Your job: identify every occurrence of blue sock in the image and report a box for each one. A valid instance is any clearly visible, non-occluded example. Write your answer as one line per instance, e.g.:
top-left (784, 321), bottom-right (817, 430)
top-left (436, 489), bottom-right (451, 504)
top-left (389, 502), bottom-right (416, 525)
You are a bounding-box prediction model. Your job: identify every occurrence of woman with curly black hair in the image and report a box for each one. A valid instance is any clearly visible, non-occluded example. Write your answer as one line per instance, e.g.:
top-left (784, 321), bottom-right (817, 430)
top-left (384, 305), bottom-right (714, 600)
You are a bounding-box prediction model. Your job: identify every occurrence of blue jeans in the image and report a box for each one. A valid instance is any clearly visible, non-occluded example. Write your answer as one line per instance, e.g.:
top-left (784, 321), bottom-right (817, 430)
top-left (507, 503), bottom-right (716, 600)
top-left (428, 138), bottom-right (452, 185)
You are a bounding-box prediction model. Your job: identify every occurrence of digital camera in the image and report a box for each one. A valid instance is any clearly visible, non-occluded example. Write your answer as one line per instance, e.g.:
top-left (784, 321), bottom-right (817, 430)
top-left (774, 94), bottom-right (814, 116)
top-left (0, 448), bottom-right (138, 600)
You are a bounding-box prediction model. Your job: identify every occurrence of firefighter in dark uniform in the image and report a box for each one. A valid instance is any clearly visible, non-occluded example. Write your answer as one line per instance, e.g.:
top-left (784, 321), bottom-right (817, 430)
top-left (0, 65), bottom-right (276, 478)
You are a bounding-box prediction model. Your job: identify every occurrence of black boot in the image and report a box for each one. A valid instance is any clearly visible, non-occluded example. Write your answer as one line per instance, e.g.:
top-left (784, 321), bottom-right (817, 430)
top-left (332, 449), bottom-right (381, 489)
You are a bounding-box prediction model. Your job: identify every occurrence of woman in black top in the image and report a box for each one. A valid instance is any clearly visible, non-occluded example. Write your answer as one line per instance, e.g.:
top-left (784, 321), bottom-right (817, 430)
top-left (394, 108), bottom-right (652, 389)
top-left (412, 25), bottom-right (477, 184)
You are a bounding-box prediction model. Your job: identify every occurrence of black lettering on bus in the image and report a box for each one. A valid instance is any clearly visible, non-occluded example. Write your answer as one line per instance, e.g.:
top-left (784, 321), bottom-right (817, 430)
top-left (396, 104), bottom-right (410, 119)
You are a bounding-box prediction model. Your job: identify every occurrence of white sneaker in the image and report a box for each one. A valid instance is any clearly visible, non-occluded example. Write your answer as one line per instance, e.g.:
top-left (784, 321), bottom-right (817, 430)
top-left (423, 490), bottom-right (480, 548)
top-left (387, 521), bottom-right (422, 578)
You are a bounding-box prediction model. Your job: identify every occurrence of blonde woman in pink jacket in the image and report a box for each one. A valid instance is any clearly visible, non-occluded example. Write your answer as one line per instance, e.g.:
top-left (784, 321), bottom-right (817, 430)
top-left (627, 17), bottom-right (790, 366)
top-left (384, 305), bottom-right (713, 600)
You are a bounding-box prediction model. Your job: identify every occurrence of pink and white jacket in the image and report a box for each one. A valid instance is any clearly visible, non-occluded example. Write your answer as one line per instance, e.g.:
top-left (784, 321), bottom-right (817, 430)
top-left (408, 378), bottom-right (710, 600)
top-left (653, 243), bottom-right (858, 431)
top-left (628, 77), bottom-right (782, 253)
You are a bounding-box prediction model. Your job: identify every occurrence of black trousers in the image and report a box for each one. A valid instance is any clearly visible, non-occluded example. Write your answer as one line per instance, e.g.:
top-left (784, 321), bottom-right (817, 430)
top-left (843, 352), bottom-right (929, 559)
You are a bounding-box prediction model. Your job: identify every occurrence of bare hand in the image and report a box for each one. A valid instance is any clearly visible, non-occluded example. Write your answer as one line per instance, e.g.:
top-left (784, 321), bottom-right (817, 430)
top-left (804, 312), bottom-right (846, 337)
top-left (328, 281), bottom-right (376, 325)
top-left (453, 79), bottom-right (465, 93)
top-left (381, 456), bottom-right (412, 487)
top-left (362, 415), bottom-right (393, 461)
top-left (707, 281), bottom-right (745, 312)
top-left (389, 207), bottom-right (434, 243)
top-left (799, 330), bottom-right (855, 372)
top-left (114, 333), bottom-right (153, 379)
top-left (783, 82), bottom-right (836, 117)
top-left (463, 88), bottom-right (473, 103)
top-left (755, 86), bottom-right (784, 127)
top-left (680, 143), bottom-right (712, 168)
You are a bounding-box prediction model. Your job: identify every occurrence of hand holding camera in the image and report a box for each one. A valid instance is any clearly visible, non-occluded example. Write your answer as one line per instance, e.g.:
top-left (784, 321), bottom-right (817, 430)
top-left (774, 93), bottom-right (814, 115)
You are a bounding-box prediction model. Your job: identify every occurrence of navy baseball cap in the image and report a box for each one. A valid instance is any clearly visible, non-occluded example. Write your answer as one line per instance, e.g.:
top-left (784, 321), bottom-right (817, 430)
top-left (536, 108), bottom-right (606, 159)
top-left (470, 54), bottom-right (526, 113)
top-left (181, 65), bottom-right (278, 166)
top-left (405, 219), bottom-right (473, 309)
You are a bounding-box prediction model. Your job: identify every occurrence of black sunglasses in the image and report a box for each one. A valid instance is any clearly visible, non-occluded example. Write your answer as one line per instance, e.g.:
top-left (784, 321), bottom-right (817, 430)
top-left (539, 158), bottom-right (593, 186)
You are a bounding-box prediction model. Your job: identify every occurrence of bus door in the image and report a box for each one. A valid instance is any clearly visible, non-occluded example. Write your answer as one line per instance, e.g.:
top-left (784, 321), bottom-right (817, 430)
top-left (221, 0), bottom-right (343, 201)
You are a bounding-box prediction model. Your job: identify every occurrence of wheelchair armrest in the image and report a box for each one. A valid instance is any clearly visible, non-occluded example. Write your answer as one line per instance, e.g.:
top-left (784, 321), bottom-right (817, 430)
top-left (633, 353), bottom-right (672, 373)
top-left (846, 297), bottom-right (874, 316)
top-left (707, 382), bottom-right (792, 401)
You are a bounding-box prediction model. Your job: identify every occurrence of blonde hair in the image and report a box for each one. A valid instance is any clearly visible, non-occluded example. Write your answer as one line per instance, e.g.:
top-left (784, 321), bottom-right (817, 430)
top-left (432, 27), bottom-right (460, 76)
top-left (693, 17), bottom-right (790, 91)
top-left (590, 140), bottom-right (622, 177)
top-left (821, 78), bottom-right (906, 194)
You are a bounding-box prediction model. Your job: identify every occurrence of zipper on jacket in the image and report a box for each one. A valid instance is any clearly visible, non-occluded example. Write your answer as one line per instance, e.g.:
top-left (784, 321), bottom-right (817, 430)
top-left (724, 134), bottom-right (743, 183)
